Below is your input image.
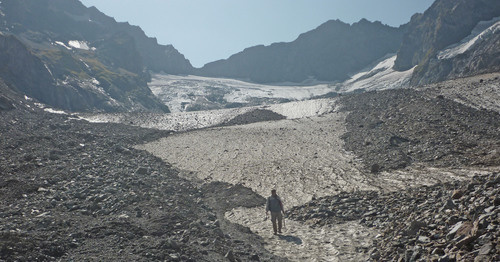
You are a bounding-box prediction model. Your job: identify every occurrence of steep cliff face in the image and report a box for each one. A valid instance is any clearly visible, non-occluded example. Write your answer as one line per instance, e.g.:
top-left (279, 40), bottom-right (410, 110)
top-left (0, 78), bottom-right (16, 111)
top-left (0, 34), bottom-right (55, 101)
top-left (198, 19), bottom-right (404, 84)
top-left (0, 0), bottom-right (183, 112)
top-left (394, 0), bottom-right (500, 72)
top-left (0, 0), bottom-right (193, 74)
top-left (410, 19), bottom-right (500, 85)
top-left (0, 33), bottom-right (169, 112)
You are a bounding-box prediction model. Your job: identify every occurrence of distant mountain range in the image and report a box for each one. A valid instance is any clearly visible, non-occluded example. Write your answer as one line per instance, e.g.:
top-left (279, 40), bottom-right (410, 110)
top-left (196, 19), bottom-right (405, 83)
top-left (0, 0), bottom-right (498, 112)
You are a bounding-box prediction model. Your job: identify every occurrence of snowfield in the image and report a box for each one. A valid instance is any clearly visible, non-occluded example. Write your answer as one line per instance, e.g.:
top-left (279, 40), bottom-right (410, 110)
top-left (148, 74), bottom-right (337, 113)
top-left (342, 54), bottom-right (414, 92)
top-left (54, 40), bottom-right (95, 51)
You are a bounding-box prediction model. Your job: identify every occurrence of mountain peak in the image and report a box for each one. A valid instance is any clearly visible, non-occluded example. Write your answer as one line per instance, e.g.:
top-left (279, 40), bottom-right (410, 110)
top-left (198, 18), bottom-right (404, 83)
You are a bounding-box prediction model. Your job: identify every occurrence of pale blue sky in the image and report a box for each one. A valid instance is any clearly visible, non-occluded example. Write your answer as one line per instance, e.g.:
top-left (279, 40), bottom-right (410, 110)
top-left (79, 0), bottom-right (435, 67)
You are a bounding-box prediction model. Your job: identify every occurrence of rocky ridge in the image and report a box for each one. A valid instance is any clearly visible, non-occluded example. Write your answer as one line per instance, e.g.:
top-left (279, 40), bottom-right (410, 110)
top-left (394, 0), bottom-right (500, 72)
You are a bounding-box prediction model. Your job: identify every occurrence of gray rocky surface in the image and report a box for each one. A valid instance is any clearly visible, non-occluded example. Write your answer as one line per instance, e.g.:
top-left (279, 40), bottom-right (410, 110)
top-left (1, 73), bottom-right (500, 261)
top-left (0, 103), bottom-right (284, 261)
top-left (288, 173), bottom-right (499, 261)
top-left (339, 88), bottom-right (500, 173)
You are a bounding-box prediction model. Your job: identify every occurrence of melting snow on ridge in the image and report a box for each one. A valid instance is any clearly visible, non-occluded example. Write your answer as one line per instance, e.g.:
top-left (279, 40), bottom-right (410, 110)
top-left (55, 40), bottom-right (95, 51)
top-left (55, 41), bottom-right (71, 50)
top-left (342, 55), bottom-right (414, 92)
top-left (68, 40), bottom-right (91, 50)
top-left (438, 17), bottom-right (500, 60)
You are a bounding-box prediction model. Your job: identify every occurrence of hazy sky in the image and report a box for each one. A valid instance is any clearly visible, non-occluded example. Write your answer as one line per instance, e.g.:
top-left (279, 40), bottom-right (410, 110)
top-left (79, 0), bottom-right (435, 67)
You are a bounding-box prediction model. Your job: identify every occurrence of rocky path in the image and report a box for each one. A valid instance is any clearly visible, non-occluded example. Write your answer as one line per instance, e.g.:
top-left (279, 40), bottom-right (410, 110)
top-left (226, 207), bottom-right (377, 262)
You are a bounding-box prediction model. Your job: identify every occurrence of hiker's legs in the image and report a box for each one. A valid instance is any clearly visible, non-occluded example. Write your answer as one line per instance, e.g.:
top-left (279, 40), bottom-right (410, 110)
top-left (271, 212), bottom-right (278, 234)
top-left (277, 212), bottom-right (283, 233)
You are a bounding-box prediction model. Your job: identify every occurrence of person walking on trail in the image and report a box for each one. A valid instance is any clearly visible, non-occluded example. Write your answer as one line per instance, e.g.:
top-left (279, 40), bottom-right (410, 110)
top-left (266, 189), bottom-right (285, 235)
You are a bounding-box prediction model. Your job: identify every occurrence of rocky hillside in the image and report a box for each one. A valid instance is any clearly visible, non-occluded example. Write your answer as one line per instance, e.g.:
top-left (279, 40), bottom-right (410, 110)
top-left (198, 19), bottom-right (404, 83)
top-left (288, 173), bottom-right (499, 261)
top-left (339, 88), bottom-right (500, 173)
top-left (0, 0), bottom-right (194, 112)
top-left (393, 0), bottom-right (500, 84)
top-left (0, 96), bottom-right (284, 261)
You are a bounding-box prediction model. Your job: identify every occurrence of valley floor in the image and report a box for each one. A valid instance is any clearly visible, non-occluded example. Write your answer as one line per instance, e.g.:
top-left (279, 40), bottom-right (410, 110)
top-left (137, 79), bottom-right (500, 261)
top-left (1, 73), bottom-right (499, 261)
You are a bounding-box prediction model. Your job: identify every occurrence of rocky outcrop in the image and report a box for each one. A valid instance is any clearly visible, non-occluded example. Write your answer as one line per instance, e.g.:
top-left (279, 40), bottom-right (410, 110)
top-left (0, 79), bottom-right (16, 111)
top-left (394, 0), bottom-right (500, 77)
top-left (198, 19), bottom-right (404, 83)
top-left (410, 20), bottom-right (500, 85)
top-left (0, 34), bottom-right (56, 102)
top-left (0, 33), bottom-right (169, 112)
top-left (288, 173), bottom-right (500, 261)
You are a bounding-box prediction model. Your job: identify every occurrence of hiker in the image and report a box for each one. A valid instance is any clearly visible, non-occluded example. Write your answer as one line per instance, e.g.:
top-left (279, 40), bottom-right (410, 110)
top-left (266, 189), bottom-right (285, 235)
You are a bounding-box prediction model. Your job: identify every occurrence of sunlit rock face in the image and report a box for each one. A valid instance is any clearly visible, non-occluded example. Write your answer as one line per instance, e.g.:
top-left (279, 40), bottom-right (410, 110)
top-left (394, 0), bottom-right (500, 84)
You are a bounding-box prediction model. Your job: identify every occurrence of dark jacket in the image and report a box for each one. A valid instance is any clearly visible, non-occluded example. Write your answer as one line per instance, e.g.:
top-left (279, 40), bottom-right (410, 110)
top-left (266, 195), bottom-right (283, 213)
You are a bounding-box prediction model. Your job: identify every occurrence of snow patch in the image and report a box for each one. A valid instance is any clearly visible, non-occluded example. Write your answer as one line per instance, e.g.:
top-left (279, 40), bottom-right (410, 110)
top-left (79, 59), bottom-right (91, 69)
top-left (33, 102), bottom-right (67, 115)
top-left (55, 41), bottom-right (71, 50)
top-left (438, 17), bottom-right (500, 60)
top-left (268, 99), bottom-right (337, 119)
top-left (342, 55), bottom-right (414, 92)
top-left (68, 40), bottom-right (90, 50)
top-left (44, 108), bottom-right (67, 115)
top-left (55, 40), bottom-right (95, 51)
top-left (44, 64), bottom-right (53, 77)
